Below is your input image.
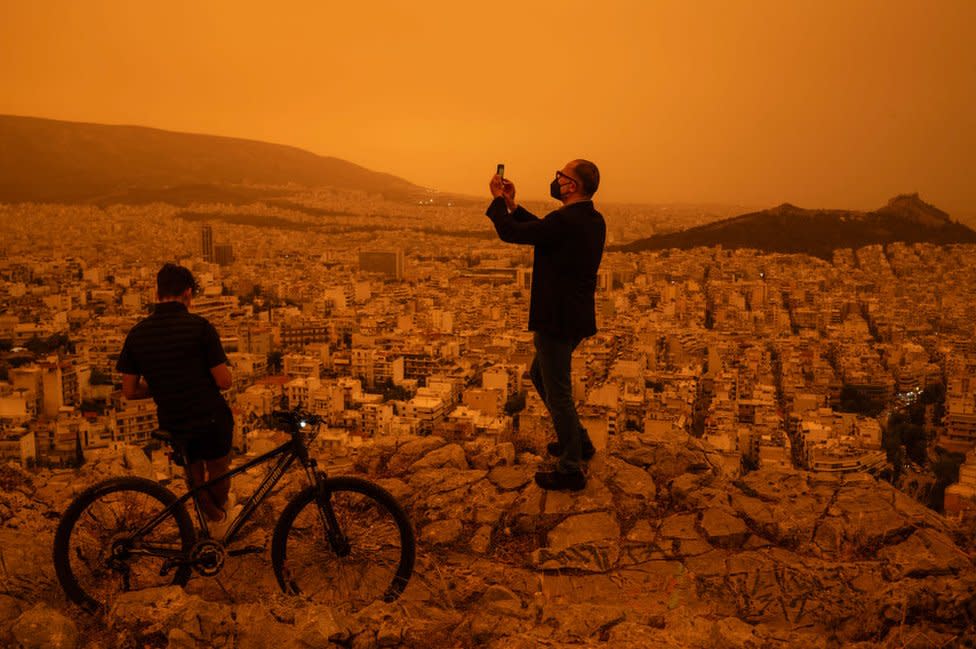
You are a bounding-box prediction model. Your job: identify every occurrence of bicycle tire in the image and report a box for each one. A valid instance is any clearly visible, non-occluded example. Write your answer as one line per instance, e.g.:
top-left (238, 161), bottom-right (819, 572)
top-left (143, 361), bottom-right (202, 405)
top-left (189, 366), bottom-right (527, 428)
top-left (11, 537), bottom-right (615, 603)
top-left (53, 477), bottom-right (196, 612)
top-left (271, 476), bottom-right (415, 610)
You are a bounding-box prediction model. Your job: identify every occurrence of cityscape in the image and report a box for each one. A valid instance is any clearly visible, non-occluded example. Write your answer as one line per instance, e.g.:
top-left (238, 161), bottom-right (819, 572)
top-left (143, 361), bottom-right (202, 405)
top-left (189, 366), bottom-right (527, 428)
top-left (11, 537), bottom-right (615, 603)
top-left (3, 194), bottom-right (975, 517)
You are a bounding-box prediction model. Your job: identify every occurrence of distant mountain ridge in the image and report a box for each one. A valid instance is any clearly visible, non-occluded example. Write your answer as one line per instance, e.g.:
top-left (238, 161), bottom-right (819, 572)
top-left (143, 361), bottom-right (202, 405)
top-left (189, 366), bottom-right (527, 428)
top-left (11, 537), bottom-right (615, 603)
top-left (0, 114), bottom-right (425, 204)
top-left (615, 194), bottom-right (976, 258)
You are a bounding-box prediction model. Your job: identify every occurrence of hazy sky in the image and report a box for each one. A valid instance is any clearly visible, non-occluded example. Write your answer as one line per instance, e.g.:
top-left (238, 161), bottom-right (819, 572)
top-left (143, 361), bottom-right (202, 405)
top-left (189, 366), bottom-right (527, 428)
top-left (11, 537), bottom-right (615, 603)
top-left (2, 0), bottom-right (974, 213)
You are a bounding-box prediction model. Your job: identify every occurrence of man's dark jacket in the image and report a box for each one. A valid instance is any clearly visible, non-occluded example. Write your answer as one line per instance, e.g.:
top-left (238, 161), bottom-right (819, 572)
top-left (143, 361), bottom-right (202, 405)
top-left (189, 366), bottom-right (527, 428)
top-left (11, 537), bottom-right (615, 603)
top-left (486, 196), bottom-right (606, 341)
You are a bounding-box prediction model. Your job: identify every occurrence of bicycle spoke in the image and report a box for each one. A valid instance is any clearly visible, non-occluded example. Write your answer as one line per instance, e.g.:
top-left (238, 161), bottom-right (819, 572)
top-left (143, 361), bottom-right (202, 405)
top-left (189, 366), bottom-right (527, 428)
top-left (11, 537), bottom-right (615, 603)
top-left (275, 481), bottom-right (411, 612)
top-left (55, 480), bottom-right (193, 610)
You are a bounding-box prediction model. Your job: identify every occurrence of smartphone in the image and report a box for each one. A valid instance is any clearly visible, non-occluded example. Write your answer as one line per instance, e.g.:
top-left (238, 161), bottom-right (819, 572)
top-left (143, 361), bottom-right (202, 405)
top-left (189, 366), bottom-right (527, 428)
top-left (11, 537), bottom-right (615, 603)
top-left (496, 163), bottom-right (505, 178)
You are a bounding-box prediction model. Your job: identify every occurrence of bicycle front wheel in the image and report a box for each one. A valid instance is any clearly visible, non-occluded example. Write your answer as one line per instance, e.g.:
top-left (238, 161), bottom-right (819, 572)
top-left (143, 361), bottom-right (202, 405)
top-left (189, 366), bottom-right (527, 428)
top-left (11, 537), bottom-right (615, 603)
top-left (53, 477), bottom-right (195, 612)
top-left (271, 477), bottom-right (415, 611)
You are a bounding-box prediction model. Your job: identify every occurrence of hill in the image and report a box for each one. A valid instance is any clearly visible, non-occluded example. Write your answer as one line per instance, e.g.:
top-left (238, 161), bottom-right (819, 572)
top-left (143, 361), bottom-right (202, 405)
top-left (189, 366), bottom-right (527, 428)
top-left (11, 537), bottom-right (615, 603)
top-left (0, 114), bottom-right (424, 204)
top-left (615, 194), bottom-right (976, 258)
top-left (3, 428), bottom-right (974, 647)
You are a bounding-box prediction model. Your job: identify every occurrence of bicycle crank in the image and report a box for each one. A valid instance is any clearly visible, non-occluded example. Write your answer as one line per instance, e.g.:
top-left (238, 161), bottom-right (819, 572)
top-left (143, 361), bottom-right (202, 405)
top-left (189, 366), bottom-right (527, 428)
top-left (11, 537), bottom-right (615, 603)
top-left (189, 539), bottom-right (226, 576)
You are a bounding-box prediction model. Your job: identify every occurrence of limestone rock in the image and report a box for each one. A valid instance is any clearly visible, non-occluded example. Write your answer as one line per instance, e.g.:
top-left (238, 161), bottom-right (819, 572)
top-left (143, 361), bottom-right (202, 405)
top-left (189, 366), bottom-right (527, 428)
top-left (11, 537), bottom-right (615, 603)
top-left (548, 512), bottom-right (620, 551)
top-left (410, 443), bottom-right (468, 471)
top-left (700, 507), bottom-right (750, 549)
top-left (710, 616), bottom-right (761, 649)
top-left (234, 602), bottom-right (296, 649)
top-left (11, 604), bottom-right (79, 649)
top-left (543, 477), bottom-right (614, 515)
top-left (122, 445), bottom-right (154, 479)
top-left (539, 602), bottom-right (627, 640)
top-left (466, 441), bottom-right (517, 470)
top-left (487, 465), bottom-right (534, 491)
top-left (481, 584), bottom-right (524, 617)
top-left (295, 606), bottom-right (346, 647)
top-left (422, 519), bottom-right (464, 546)
top-left (879, 528), bottom-right (972, 580)
top-left (408, 468), bottom-right (487, 495)
top-left (605, 458), bottom-right (657, 499)
top-left (613, 430), bottom-right (711, 479)
top-left (0, 594), bottom-right (24, 645)
top-left (534, 511), bottom-right (621, 572)
top-left (373, 477), bottom-right (411, 505)
top-left (471, 524), bottom-right (493, 554)
top-left (387, 435), bottom-right (447, 474)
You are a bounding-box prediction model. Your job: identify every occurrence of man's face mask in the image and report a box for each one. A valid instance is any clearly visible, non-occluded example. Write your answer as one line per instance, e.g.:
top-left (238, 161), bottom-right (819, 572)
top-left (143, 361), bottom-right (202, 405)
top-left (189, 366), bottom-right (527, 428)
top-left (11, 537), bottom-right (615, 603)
top-left (550, 171), bottom-right (575, 200)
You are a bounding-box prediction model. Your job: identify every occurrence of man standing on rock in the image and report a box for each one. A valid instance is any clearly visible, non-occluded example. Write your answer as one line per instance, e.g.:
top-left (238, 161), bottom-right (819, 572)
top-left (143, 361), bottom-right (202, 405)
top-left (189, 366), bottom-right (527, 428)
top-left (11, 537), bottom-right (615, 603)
top-left (487, 160), bottom-right (606, 491)
top-left (116, 263), bottom-right (237, 526)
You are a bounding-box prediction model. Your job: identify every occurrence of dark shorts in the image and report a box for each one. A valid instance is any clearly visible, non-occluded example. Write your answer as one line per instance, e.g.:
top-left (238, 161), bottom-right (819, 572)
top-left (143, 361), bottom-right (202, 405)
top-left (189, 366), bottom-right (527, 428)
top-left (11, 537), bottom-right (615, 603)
top-left (168, 408), bottom-right (234, 463)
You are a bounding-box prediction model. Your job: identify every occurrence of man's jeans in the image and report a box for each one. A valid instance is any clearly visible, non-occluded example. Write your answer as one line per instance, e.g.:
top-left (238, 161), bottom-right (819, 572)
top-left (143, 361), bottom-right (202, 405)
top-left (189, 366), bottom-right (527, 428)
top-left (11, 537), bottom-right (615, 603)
top-left (530, 331), bottom-right (585, 473)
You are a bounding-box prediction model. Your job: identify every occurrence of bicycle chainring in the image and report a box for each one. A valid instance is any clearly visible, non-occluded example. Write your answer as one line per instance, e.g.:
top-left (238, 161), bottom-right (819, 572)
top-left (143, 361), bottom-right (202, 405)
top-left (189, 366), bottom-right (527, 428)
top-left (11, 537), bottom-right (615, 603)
top-left (190, 539), bottom-right (226, 576)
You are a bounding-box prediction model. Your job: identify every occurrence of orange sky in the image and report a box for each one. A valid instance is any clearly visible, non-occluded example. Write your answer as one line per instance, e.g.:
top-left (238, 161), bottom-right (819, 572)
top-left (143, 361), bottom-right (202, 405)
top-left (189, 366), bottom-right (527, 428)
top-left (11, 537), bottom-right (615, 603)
top-left (2, 0), bottom-right (974, 213)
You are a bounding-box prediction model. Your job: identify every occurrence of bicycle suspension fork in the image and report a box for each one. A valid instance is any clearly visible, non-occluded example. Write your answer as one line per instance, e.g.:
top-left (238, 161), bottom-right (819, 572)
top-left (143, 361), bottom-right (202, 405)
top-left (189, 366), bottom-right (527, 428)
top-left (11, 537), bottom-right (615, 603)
top-left (307, 460), bottom-right (351, 557)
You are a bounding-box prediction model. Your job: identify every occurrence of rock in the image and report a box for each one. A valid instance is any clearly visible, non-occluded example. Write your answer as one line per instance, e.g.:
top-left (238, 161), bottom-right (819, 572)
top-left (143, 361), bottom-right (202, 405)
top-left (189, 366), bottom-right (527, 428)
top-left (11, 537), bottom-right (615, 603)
top-left (408, 468), bottom-right (487, 495)
top-left (11, 604), bottom-right (79, 649)
top-left (108, 585), bottom-right (189, 631)
top-left (387, 436), bottom-right (447, 474)
top-left (534, 512), bottom-right (621, 572)
top-left (376, 621), bottom-right (403, 647)
top-left (108, 585), bottom-right (233, 646)
top-left (295, 606), bottom-right (346, 647)
top-left (548, 512), bottom-right (620, 552)
top-left (624, 519), bottom-right (655, 544)
top-left (607, 621), bottom-right (667, 646)
top-left (467, 441), bottom-right (517, 470)
top-left (879, 528), bottom-right (972, 580)
top-left (539, 602), bottom-right (627, 640)
top-left (613, 431), bottom-right (711, 479)
top-left (711, 616), bottom-right (761, 649)
top-left (122, 445), bottom-right (154, 479)
top-left (167, 627), bottom-right (196, 649)
top-left (471, 525), bottom-right (493, 554)
top-left (544, 477), bottom-right (614, 515)
top-left (481, 584), bottom-right (524, 617)
top-left (487, 465), bottom-right (534, 491)
top-left (700, 507), bottom-right (750, 549)
top-left (422, 519), bottom-right (464, 545)
top-left (606, 459), bottom-right (658, 499)
top-left (410, 443), bottom-right (468, 471)
top-left (235, 603), bottom-right (295, 649)
top-left (0, 595), bottom-right (24, 645)
top-left (374, 477), bottom-right (411, 504)
top-left (471, 487), bottom-right (518, 525)
top-left (659, 512), bottom-right (700, 540)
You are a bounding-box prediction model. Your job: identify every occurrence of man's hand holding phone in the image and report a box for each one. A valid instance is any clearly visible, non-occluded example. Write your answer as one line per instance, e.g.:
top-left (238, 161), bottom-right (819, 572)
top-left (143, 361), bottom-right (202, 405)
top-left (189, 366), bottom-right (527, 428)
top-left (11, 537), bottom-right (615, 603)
top-left (490, 163), bottom-right (517, 211)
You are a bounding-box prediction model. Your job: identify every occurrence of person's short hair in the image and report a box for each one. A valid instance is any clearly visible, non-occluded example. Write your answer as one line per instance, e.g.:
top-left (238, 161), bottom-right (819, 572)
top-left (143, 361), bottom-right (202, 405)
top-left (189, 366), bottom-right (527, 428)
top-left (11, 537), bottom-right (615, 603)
top-left (570, 159), bottom-right (600, 196)
top-left (156, 263), bottom-right (198, 298)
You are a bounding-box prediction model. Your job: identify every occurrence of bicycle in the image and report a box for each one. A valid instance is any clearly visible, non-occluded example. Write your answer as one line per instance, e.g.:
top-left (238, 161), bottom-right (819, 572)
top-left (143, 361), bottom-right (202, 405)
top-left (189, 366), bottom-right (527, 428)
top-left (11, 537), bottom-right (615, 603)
top-left (53, 410), bottom-right (415, 613)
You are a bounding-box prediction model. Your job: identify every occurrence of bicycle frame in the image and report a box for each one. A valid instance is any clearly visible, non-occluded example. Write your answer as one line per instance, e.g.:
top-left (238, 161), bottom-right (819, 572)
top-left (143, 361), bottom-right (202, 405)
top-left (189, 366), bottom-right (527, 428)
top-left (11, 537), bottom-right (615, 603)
top-left (130, 433), bottom-right (324, 558)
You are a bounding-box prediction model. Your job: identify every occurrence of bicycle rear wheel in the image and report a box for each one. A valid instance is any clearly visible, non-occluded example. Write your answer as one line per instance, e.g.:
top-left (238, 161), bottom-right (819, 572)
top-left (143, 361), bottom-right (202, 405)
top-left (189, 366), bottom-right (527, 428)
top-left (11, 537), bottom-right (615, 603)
top-left (53, 477), bottom-right (195, 612)
top-left (271, 477), bottom-right (415, 611)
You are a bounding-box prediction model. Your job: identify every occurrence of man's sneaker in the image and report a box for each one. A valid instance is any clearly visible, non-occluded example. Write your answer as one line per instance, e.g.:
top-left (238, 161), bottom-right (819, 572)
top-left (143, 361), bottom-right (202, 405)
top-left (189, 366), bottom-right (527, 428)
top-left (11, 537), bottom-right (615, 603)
top-left (209, 504), bottom-right (243, 540)
top-left (534, 469), bottom-right (586, 492)
top-left (546, 441), bottom-right (596, 461)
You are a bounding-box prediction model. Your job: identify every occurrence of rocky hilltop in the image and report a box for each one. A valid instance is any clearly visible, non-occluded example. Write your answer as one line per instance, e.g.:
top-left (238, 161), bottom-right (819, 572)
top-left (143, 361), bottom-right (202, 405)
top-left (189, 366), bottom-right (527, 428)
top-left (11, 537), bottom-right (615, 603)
top-left (1, 428), bottom-right (974, 648)
top-left (0, 114), bottom-right (424, 204)
top-left (615, 194), bottom-right (976, 259)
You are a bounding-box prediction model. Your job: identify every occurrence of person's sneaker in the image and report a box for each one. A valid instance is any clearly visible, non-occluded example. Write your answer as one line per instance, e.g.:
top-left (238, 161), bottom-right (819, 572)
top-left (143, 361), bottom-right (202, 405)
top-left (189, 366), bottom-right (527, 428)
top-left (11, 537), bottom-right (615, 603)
top-left (534, 469), bottom-right (587, 492)
top-left (546, 441), bottom-right (596, 461)
top-left (209, 504), bottom-right (243, 540)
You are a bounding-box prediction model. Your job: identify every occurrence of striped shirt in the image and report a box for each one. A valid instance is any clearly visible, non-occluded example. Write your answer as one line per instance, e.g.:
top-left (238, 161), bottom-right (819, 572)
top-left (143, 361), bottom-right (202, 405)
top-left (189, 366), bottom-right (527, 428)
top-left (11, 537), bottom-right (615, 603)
top-left (116, 301), bottom-right (230, 431)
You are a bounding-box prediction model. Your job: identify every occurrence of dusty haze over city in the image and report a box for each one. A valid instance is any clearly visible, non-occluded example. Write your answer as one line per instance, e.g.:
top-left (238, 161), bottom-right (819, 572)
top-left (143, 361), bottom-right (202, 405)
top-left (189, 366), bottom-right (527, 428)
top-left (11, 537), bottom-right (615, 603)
top-left (1, 0), bottom-right (975, 215)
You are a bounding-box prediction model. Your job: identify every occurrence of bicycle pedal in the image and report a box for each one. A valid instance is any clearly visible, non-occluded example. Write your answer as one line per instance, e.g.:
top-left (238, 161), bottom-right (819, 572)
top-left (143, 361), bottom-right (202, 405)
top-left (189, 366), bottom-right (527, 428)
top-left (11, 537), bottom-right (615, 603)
top-left (227, 545), bottom-right (265, 557)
